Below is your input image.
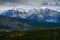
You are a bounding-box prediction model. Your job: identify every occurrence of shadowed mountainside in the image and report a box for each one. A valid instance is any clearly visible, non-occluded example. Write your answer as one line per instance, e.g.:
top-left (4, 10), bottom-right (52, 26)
top-left (0, 15), bottom-right (60, 32)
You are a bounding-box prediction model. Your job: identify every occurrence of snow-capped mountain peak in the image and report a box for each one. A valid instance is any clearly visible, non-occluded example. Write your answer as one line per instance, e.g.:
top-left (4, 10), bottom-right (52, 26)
top-left (0, 8), bottom-right (60, 23)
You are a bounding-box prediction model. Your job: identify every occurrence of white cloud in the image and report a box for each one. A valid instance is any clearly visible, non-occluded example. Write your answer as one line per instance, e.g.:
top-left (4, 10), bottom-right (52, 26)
top-left (0, 6), bottom-right (12, 13)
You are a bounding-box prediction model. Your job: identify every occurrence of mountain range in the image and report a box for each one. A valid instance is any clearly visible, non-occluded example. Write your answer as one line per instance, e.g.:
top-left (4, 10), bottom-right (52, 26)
top-left (0, 8), bottom-right (60, 23)
top-left (0, 8), bottom-right (60, 32)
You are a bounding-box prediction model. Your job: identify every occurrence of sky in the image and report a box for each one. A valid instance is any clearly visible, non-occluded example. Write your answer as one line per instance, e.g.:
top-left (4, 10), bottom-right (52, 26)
top-left (0, 0), bottom-right (41, 7)
top-left (0, 0), bottom-right (60, 11)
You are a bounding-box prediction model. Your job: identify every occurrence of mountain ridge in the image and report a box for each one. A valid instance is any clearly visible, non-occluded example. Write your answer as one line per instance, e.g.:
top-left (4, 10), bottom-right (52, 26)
top-left (0, 8), bottom-right (60, 23)
top-left (0, 15), bottom-right (60, 32)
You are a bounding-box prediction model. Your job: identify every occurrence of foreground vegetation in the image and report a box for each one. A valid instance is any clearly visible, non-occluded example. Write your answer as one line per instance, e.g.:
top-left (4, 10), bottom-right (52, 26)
top-left (0, 28), bottom-right (60, 40)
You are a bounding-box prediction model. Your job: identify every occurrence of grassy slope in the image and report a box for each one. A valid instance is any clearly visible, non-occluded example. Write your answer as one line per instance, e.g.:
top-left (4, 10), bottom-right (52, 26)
top-left (0, 28), bottom-right (60, 40)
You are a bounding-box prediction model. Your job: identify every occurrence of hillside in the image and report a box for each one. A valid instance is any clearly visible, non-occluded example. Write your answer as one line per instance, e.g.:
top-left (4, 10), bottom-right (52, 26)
top-left (0, 15), bottom-right (60, 32)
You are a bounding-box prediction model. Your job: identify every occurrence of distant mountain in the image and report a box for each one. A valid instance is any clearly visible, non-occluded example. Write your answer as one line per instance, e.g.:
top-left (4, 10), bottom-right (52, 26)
top-left (0, 9), bottom-right (27, 19)
top-left (0, 8), bottom-right (60, 23)
top-left (0, 15), bottom-right (60, 32)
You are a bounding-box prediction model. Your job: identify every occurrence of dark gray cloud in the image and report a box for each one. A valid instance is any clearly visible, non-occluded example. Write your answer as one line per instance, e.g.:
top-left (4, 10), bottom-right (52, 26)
top-left (0, 0), bottom-right (28, 5)
top-left (0, 0), bottom-right (22, 3)
top-left (0, 0), bottom-right (60, 7)
top-left (0, 0), bottom-right (36, 6)
top-left (1, 0), bottom-right (36, 7)
top-left (0, 0), bottom-right (25, 6)
top-left (0, 0), bottom-right (59, 3)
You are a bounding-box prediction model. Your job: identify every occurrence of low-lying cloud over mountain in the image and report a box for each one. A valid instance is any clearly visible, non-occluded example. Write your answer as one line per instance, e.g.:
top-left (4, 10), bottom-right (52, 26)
top-left (0, 0), bottom-right (60, 12)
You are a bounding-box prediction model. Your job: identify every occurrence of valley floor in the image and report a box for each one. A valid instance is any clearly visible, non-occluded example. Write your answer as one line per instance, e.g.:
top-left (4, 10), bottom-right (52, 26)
top-left (0, 28), bottom-right (60, 40)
